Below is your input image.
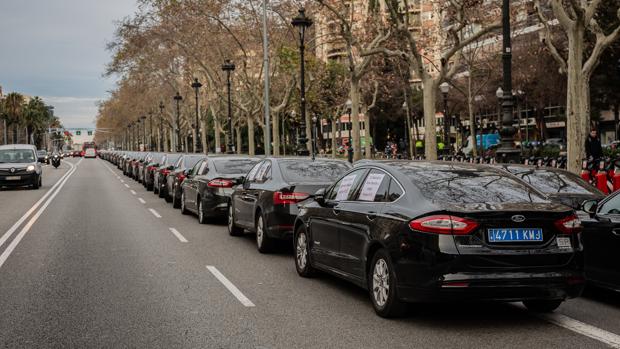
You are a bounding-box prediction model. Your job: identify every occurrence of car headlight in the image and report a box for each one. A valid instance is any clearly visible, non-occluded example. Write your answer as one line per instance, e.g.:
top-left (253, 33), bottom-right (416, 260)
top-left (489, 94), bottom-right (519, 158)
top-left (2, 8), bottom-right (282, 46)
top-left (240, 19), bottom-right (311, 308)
top-left (27, 165), bottom-right (35, 172)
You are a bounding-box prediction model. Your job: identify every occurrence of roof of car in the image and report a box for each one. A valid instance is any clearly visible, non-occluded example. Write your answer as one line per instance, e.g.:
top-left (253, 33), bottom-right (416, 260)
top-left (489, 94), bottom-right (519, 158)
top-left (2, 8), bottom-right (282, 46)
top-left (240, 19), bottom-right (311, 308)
top-left (0, 144), bottom-right (37, 151)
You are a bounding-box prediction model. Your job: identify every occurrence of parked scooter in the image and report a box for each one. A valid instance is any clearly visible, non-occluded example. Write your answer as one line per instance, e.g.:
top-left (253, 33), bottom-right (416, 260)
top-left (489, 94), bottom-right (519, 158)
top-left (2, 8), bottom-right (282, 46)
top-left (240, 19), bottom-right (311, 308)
top-left (51, 153), bottom-right (61, 169)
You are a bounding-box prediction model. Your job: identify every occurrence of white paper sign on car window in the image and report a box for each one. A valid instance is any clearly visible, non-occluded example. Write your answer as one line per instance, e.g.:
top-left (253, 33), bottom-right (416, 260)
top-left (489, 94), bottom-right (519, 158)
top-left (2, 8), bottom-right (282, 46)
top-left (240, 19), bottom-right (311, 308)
top-left (335, 174), bottom-right (357, 201)
top-left (358, 173), bottom-right (386, 201)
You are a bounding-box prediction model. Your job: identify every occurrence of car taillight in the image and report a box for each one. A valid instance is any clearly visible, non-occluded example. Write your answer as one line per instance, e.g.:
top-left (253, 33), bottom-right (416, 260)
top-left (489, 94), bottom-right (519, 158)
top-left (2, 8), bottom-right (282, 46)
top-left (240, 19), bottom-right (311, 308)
top-left (147, 166), bottom-right (155, 171)
top-left (178, 173), bottom-right (186, 183)
top-left (554, 214), bottom-right (582, 234)
top-left (409, 215), bottom-right (479, 235)
top-left (161, 169), bottom-right (170, 176)
top-left (273, 191), bottom-right (310, 205)
top-left (208, 178), bottom-right (234, 188)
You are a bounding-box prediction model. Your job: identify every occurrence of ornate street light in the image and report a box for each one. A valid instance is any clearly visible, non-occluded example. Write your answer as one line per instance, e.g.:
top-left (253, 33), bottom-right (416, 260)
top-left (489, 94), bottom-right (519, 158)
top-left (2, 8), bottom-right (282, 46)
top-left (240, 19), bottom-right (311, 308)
top-left (158, 101), bottom-right (165, 152)
top-left (221, 60), bottom-right (236, 154)
top-left (311, 115), bottom-right (318, 160)
top-left (173, 92), bottom-right (183, 152)
top-left (495, 0), bottom-right (519, 163)
top-left (292, 8), bottom-right (312, 156)
top-left (440, 82), bottom-right (450, 154)
top-left (191, 78), bottom-right (202, 153)
top-left (346, 99), bottom-right (353, 163)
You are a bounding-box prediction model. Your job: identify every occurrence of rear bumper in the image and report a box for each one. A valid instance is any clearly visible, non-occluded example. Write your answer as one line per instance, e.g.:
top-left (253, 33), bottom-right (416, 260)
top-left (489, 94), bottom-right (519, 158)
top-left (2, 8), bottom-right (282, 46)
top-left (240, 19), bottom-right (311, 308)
top-left (264, 206), bottom-right (299, 239)
top-left (203, 192), bottom-right (230, 218)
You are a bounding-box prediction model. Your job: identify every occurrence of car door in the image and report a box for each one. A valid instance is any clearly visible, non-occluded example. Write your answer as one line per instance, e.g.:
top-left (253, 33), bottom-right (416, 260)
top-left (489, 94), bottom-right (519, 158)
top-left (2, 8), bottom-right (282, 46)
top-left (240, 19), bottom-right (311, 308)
top-left (234, 161), bottom-right (263, 228)
top-left (310, 169), bottom-right (367, 270)
top-left (337, 169), bottom-right (391, 279)
top-left (184, 160), bottom-right (204, 210)
top-left (583, 194), bottom-right (620, 288)
top-left (246, 160), bottom-right (272, 229)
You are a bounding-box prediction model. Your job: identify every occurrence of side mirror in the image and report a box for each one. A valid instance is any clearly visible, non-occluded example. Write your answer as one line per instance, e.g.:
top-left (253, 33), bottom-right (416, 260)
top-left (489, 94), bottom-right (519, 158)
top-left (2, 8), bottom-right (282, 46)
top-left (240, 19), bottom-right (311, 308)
top-left (581, 199), bottom-right (598, 216)
top-left (314, 188), bottom-right (326, 206)
top-left (167, 165), bottom-right (175, 170)
top-left (234, 176), bottom-right (245, 185)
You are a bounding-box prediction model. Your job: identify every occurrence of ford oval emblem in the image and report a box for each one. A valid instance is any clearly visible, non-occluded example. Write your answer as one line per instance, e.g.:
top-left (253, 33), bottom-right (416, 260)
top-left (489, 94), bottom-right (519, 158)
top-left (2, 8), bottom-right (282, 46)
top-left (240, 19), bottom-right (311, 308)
top-left (9, 168), bottom-right (15, 173)
top-left (511, 215), bottom-right (526, 223)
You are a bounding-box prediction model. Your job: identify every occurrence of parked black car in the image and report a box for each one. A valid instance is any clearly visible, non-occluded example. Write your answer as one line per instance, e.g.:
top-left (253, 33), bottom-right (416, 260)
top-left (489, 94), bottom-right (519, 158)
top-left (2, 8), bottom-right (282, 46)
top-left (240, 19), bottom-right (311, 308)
top-left (153, 153), bottom-right (182, 196)
top-left (580, 194), bottom-right (620, 292)
top-left (181, 156), bottom-right (261, 223)
top-left (497, 164), bottom-right (604, 212)
top-left (166, 154), bottom-right (207, 206)
top-left (143, 152), bottom-right (166, 191)
top-left (228, 157), bottom-right (352, 253)
top-left (293, 161), bottom-right (585, 317)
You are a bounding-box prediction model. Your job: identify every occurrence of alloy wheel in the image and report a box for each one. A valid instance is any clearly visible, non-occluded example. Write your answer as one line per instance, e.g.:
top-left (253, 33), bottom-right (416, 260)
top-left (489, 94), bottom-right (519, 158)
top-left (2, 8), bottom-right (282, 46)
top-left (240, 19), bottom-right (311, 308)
top-left (256, 216), bottom-right (264, 248)
top-left (372, 258), bottom-right (390, 308)
top-left (296, 232), bottom-right (308, 270)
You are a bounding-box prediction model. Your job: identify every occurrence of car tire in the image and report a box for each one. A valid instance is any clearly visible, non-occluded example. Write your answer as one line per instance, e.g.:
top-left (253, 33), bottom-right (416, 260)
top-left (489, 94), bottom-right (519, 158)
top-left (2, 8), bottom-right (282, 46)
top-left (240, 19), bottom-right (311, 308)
top-left (523, 299), bottom-right (563, 313)
top-left (171, 187), bottom-right (179, 206)
top-left (294, 225), bottom-right (316, 277)
top-left (198, 199), bottom-right (208, 224)
top-left (32, 176), bottom-right (40, 190)
top-left (158, 184), bottom-right (166, 198)
top-left (256, 213), bottom-right (274, 253)
top-left (368, 249), bottom-right (407, 318)
top-left (153, 181), bottom-right (159, 195)
top-left (180, 191), bottom-right (189, 215)
top-left (228, 204), bottom-right (243, 236)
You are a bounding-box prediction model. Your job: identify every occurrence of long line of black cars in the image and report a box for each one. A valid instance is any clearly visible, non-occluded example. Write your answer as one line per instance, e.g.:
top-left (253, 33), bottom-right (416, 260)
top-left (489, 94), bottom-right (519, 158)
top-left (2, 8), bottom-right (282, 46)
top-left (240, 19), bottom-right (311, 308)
top-left (100, 150), bottom-right (618, 318)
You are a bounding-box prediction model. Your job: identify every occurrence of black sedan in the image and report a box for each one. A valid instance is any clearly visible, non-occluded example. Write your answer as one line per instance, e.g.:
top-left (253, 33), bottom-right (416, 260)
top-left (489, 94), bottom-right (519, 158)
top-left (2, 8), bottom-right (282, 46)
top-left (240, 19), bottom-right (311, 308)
top-left (497, 164), bottom-right (604, 212)
top-left (166, 154), bottom-right (207, 206)
top-left (181, 156), bottom-right (261, 223)
top-left (293, 161), bottom-right (585, 317)
top-left (152, 153), bottom-right (182, 196)
top-left (143, 152), bottom-right (166, 191)
top-left (228, 157), bottom-right (352, 253)
top-left (580, 194), bottom-right (620, 292)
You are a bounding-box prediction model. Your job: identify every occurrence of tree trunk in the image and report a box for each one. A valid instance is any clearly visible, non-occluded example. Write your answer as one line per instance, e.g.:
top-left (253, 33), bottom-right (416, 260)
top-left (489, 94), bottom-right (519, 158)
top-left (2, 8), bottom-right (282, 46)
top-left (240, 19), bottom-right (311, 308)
top-left (235, 126), bottom-right (242, 154)
top-left (331, 118), bottom-right (337, 158)
top-left (201, 119), bottom-right (208, 154)
top-left (351, 78), bottom-right (362, 162)
top-left (248, 117), bottom-right (255, 156)
top-left (566, 29), bottom-right (588, 174)
top-left (423, 79), bottom-right (438, 160)
top-left (363, 109), bottom-right (372, 159)
top-left (272, 112), bottom-right (280, 156)
top-left (214, 112), bottom-right (222, 154)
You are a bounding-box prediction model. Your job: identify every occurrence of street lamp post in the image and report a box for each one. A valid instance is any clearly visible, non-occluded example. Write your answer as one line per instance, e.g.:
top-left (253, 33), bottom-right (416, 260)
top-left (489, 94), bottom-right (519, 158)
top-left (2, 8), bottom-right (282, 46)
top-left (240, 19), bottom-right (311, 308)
top-left (158, 101), bottom-right (164, 152)
top-left (440, 82), bottom-right (450, 155)
top-left (311, 115), bottom-right (318, 160)
top-left (346, 99), bottom-right (353, 163)
top-left (174, 92), bottom-right (183, 152)
top-left (191, 78), bottom-right (202, 153)
top-left (292, 8), bottom-right (312, 156)
top-left (495, 0), bottom-right (519, 163)
top-left (221, 60), bottom-right (235, 154)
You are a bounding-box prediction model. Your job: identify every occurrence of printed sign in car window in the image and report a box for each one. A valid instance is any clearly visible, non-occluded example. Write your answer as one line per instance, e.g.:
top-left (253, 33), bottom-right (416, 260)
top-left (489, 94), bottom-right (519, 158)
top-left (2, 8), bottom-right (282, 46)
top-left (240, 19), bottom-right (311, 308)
top-left (335, 174), bottom-right (357, 201)
top-left (358, 173), bottom-right (386, 201)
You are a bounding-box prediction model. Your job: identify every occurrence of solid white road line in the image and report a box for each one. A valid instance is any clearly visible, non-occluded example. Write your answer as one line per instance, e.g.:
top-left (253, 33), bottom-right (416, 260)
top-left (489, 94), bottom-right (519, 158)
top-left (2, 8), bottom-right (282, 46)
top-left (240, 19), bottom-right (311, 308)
top-left (0, 160), bottom-right (76, 250)
top-left (138, 198), bottom-right (146, 204)
top-left (120, 179), bottom-right (125, 183)
top-left (168, 228), bottom-right (188, 243)
top-left (148, 208), bottom-right (162, 218)
top-left (130, 190), bottom-right (136, 195)
top-left (206, 266), bottom-right (255, 307)
top-left (0, 161), bottom-right (78, 269)
top-left (124, 184), bottom-right (130, 188)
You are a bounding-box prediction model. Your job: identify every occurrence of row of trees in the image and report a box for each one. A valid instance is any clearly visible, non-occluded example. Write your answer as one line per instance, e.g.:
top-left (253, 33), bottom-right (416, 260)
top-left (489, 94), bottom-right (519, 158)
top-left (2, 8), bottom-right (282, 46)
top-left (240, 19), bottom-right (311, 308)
top-left (96, 0), bottom-right (620, 173)
top-left (0, 92), bottom-right (61, 148)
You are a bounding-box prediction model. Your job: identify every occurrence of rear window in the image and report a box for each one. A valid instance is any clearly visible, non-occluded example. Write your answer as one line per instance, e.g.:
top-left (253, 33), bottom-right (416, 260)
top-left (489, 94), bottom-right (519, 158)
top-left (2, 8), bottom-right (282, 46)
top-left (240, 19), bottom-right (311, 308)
top-left (164, 154), bottom-right (181, 166)
top-left (183, 155), bottom-right (204, 169)
top-left (507, 167), bottom-right (598, 195)
top-left (391, 162), bottom-right (547, 204)
top-left (279, 160), bottom-right (351, 183)
top-left (213, 158), bottom-right (260, 174)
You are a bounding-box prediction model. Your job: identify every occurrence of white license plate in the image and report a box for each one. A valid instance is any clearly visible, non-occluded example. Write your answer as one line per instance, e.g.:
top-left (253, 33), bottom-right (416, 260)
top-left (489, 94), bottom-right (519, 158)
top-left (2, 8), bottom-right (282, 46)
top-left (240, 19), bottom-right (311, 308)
top-left (5, 176), bottom-right (20, 180)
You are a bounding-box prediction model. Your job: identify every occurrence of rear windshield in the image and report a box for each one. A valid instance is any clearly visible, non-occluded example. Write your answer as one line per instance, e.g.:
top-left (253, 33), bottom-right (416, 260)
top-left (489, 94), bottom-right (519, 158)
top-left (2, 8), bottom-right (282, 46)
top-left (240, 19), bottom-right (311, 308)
top-left (183, 155), bottom-right (204, 169)
top-left (506, 167), bottom-right (598, 195)
top-left (164, 154), bottom-right (181, 166)
top-left (279, 160), bottom-right (351, 183)
top-left (0, 149), bottom-right (36, 163)
top-left (390, 162), bottom-right (547, 204)
top-left (213, 158), bottom-right (260, 174)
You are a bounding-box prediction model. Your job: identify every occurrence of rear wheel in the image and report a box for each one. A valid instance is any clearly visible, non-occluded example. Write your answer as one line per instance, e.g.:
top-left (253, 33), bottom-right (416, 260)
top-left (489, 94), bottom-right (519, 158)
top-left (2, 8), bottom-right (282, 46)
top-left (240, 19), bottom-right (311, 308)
top-left (153, 180), bottom-right (159, 194)
top-left (256, 214), bottom-right (274, 253)
top-left (523, 299), bottom-right (563, 313)
top-left (198, 199), bottom-right (208, 224)
top-left (294, 226), bottom-right (316, 277)
top-left (228, 205), bottom-right (243, 236)
top-left (368, 249), bottom-right (407, 318)
top-left (180, 191), bottom-right (189, 215)
top-left (172, 187), bottom-right (180, 207)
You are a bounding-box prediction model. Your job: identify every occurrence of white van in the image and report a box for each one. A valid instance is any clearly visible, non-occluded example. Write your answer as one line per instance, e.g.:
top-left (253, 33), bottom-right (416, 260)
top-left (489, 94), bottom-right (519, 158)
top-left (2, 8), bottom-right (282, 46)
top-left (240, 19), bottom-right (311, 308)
top-left (84, 148), bottom-right (97, 158)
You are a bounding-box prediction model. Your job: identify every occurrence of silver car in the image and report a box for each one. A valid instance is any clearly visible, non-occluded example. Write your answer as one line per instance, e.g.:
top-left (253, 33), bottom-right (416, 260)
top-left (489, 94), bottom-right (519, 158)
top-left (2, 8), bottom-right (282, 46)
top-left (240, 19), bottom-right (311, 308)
top-left (0, 144), bottom-right (43, 189)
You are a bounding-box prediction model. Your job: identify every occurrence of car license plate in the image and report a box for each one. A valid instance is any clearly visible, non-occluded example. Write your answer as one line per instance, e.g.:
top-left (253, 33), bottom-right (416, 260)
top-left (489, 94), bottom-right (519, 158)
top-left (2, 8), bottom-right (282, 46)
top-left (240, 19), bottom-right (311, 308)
top-left (488, 228), bottom-right (543, 242)
top-left (5, 176), bottom-right (20, 181)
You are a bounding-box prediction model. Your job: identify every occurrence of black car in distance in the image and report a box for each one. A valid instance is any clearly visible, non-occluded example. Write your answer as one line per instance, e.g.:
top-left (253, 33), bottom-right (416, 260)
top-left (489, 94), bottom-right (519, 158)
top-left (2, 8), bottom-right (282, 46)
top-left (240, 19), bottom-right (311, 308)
top-left (228, 157), bottom-right (352, 253)
top-left (293, 161), bottom-right (585, 317)
top-left (166, 154), bottom-right (207, 206)
top-left (181, 156), bottom-right (261, 223)
top-left (580, 193), bottom-right (620, 292)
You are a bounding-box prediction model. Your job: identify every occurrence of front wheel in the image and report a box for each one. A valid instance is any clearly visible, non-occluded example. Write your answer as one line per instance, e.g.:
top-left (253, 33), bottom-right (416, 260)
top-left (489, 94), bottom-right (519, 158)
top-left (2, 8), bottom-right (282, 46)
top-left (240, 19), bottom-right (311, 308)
top-left (368, 249), bottom-right (406, 318)
top-left (256, 214), bottom-right (274, 253)
top-left (294, 226), bottom-right (316, 277)
top-left (523, 299), bottom-right (563, 313)
top-left (228, 205), bottom-right (243, 236)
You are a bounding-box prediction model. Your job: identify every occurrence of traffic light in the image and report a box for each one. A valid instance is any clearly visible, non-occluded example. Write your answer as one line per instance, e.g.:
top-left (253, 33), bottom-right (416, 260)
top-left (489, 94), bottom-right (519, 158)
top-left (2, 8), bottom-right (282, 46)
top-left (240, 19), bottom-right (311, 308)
top-left (88, 130), bottom-right (93, 136)
top-left (76, 131), bottom-right (81, 136)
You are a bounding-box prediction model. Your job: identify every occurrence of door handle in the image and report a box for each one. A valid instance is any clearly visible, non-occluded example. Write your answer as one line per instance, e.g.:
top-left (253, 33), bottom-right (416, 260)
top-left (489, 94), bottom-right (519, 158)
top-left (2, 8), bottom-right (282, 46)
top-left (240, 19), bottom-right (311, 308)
top-left (612, 229), bottom-right (620, 236)
top-left (333, 208), bottom-right (341, 215)
top-left (366, 212), bottom-right (377, 220)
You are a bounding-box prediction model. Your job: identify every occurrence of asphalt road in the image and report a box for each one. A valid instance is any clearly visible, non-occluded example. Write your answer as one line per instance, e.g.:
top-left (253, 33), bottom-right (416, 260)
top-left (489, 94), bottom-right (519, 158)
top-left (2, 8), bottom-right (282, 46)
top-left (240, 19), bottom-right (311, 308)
top-left (1, 157), bottom-right (619, 348)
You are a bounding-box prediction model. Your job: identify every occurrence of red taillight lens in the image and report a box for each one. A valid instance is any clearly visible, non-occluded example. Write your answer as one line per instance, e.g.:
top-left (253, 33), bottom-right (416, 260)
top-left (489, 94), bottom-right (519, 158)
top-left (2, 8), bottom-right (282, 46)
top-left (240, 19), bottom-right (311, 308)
top-left (208, 178), bottom-right (234, 188)
top-left (161, 169), bottom-right (170, 176)
top-left (554, 214), bottom-right (582, 234)
top-left (178, 174), bottom-right (186, 183)
top-left (273, 191), bottom-right (310, 205)
top-left (409, 215), bottom-right (479, 235)
top-left (147, 166), bottom-right (155, 171)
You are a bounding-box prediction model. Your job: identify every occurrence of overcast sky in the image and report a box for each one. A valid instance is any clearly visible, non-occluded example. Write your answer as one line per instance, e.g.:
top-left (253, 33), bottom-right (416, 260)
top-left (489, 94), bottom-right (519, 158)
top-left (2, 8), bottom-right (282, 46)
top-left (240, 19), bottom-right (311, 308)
top-left (0, 0), bottom-right (138, 129)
